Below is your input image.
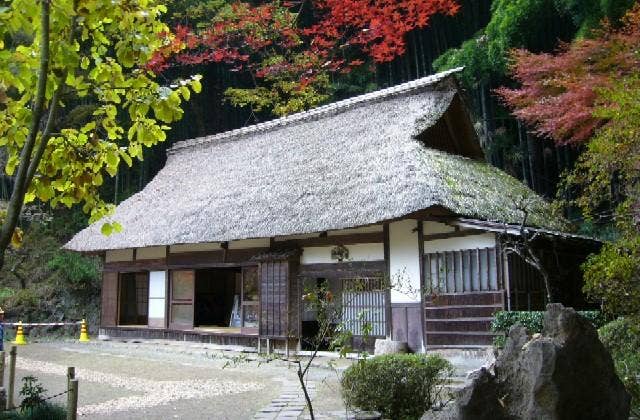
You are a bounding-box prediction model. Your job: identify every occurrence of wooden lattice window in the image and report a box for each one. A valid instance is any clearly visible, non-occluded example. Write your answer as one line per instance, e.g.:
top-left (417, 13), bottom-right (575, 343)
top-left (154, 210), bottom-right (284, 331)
top-left (424, 247), bottom-right (502, 294)
top-left (341, 277), bottom-right (386, 337)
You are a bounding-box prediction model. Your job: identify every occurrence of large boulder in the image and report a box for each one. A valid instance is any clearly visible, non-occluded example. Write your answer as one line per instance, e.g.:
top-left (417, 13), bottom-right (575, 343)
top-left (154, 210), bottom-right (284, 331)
top-left (426, 304), bottom-right (631, 420)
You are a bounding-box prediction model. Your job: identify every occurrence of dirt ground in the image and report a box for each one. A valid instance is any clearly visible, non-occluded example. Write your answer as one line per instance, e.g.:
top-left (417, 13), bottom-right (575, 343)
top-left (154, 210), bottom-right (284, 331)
top-left (3, 339), bottom-right (350, 419)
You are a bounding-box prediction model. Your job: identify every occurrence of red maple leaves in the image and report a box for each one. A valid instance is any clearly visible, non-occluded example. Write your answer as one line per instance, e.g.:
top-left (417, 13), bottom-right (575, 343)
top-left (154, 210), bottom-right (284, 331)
top-left (305, 0), bottom-right (459, 63)
top-left (148, 0), bottom-right (459, 93)
top-left (496, 6), bottom-right (640, 145)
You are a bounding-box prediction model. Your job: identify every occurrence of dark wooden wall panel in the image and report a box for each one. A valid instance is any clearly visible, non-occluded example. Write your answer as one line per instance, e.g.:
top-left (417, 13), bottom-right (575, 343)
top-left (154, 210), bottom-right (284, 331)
top-left (259, 261), bottom-right (291, 338)
top-left (391, 303), bottom-right (423, 352)
top-left (298, 261), bottom-right (385, 279)
top-left (101, 272), bottom-right (119, 327)
top-left (104, 258), bottom-right (166, 272)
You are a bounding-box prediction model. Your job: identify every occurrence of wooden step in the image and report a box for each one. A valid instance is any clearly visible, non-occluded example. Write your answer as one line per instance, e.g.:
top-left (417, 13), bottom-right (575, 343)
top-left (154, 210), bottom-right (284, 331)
top-left (425, 317), bottom-right (493, 332)
top-left (425, 344), bottom-right (493, 350)
top-left (425, 305), bottom-right (501, 319)
top-left (425, 331), bottom-right (496, 346)
top-left (426, 291), bottom-right (504, 306)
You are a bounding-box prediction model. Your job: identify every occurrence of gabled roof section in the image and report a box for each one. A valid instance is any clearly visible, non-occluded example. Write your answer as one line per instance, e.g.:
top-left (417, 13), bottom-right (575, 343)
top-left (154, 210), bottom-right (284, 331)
top-left (168, 67), bottom-right (466, 155)
top-left (65, 69), bottom-right (564, 252)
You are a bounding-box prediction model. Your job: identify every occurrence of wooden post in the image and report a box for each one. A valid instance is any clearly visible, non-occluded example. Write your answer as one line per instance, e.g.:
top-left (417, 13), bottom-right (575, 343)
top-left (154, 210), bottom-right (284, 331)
top-left (0, 350), bottom-right (5, 388)
top-left (67, 366), bottom-right (75, 414)
top-left (67, 378), bottom-right (78, 420)
top-left (8, 345), bottom-right (16, 409)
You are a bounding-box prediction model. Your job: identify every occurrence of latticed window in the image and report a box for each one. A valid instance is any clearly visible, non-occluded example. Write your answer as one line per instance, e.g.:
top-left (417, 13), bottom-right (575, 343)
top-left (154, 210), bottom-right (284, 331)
top-left (341, 277), bottom-right (386, 337)
top-left (424, 247), bottom-right (501, 294)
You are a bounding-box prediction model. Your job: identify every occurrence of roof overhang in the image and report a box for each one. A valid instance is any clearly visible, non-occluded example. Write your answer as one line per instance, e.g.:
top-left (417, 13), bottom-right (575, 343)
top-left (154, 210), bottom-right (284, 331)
top-left (444, 217), bottom-right (602, 243)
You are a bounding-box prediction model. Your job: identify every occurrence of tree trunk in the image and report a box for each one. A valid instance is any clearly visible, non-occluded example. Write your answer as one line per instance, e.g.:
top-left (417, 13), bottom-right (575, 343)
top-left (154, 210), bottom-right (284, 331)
top-left (0, 0), bottom-right (51, 271)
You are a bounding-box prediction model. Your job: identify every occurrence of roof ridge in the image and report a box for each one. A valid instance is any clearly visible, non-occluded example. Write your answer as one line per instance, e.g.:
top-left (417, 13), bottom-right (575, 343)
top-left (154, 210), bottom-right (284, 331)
top-left (168, 67), bottom-right (463, 154)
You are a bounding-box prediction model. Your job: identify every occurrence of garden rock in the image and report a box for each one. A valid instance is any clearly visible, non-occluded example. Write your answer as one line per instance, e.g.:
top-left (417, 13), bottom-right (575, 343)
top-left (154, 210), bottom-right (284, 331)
top-left (426, 303), bottom-right (631, 420)
top-left (373, 339), bottom-right (408, 355)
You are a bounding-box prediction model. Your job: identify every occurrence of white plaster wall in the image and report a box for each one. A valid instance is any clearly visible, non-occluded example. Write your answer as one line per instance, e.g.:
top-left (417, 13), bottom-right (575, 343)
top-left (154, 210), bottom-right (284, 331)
top-left (300, 243), bottom-right (384, 264)
top-left (389, 219), bottom-right (421, 303)
top-left (423, 233), bottom-right (496, 254)
top-left (148, 271), bottom-right (166, 321)
top-left (423, 221), bottom-right (456, 235)
top-left (136, 246), bottom-right (166, 260)
top-left (228, 238), bottom-right (270, 249)
top-left (105, 249), bottom-right (134, 262)
top-left (327, 224), bottom-right (383, 236)
top-left (169, 243), bottom-right (221, 253)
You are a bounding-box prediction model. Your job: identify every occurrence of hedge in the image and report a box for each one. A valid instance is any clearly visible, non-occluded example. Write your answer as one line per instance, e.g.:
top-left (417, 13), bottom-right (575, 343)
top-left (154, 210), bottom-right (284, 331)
top-left (599, 318), bottom-right (640, 417)
top-left (491, 310), bottom-right (606, 347)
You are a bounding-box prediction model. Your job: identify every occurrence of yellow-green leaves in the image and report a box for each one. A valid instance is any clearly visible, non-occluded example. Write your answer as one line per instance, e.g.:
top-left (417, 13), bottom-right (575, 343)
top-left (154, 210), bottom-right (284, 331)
top-left (0, 0), bottom-right (201, 238)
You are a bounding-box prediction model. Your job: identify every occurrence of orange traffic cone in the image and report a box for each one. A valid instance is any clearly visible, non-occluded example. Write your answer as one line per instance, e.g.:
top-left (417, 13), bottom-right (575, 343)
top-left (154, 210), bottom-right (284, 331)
top-left (79, 319), bottom-right (90, 343)
top-left (13, 321), bottom-right (26, 345)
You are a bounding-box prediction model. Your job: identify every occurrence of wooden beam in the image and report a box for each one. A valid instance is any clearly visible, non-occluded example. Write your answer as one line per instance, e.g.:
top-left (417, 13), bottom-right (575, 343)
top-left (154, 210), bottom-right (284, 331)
top-left (423, 230), bottom-right (489, 241)
top-left (276, 231), bottom-right (383, 248)
top-left (417, 220), bottom-right (426, 350)
top-left (383, 223), bottom-right (391, 339)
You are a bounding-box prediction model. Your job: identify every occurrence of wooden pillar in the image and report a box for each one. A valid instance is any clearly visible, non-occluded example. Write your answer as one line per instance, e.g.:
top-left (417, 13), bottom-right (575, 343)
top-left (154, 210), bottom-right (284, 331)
top-left (0, 351), bottom-right (5, 388)
top-left (7, 346), bottom-right (16, 409)
top-left (67, 379), bottom-right (78, 420)
top-left (67, 366), bottom-right (75, 413)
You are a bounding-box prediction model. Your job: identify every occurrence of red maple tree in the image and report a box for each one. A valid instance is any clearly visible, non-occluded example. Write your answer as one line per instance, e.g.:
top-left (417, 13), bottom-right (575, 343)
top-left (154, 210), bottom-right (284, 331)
top-left (496, 6), bottom-right (640, 145)
top-left (149, 0), bottom-right (459, 114)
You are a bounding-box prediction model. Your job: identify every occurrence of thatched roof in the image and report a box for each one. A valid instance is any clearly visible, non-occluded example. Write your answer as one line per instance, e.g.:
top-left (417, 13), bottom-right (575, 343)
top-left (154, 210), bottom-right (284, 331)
top-left (66, 68), bottom-right (564, 252)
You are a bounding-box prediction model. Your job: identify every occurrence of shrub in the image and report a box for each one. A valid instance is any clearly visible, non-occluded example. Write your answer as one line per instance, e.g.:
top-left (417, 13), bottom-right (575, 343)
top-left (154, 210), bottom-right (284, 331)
top-left (0, 375), bottom-right (66, 420)
top-left (341, 354), bottom-right (453, 420)
top-left (599, 318), bottom-right (640, 417)
top-left (491, 310), bottom-right (606, 347)
top-left (0, 404), bottom-right (66, 420)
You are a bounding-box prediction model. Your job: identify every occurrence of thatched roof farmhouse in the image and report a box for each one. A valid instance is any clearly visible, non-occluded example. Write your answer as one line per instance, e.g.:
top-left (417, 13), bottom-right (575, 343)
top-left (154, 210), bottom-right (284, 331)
top-left (66, 69), bottom-right (596, 351)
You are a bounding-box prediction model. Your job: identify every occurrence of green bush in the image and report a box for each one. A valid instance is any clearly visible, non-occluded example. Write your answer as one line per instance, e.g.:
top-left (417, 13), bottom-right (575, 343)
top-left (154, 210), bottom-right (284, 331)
top-left (0, 404), bottom-right (66, 420)
top-left (491, 310), bottom-right (606, 347)
top-left (341, 354), bottom-right (453, 420)
top-left (0, 375), bottom-right (67, 420)
top-left (599, 318), bottom-right (640, 417)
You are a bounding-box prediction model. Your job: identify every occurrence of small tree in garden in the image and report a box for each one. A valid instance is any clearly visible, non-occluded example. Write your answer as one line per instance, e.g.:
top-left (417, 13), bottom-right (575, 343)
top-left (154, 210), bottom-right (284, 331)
top-left (282, 271), bottom-right (423, 419)
top-left (499, 195), bottom-right (559, 304)
top-left (290, 278), bottom-right (378, 419)
top-left (0, 0), bottom-right (201, 270)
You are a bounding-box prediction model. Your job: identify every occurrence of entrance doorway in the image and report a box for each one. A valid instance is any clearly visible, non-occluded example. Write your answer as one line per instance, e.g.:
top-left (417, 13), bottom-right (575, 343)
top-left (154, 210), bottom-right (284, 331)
top-left (194, 268), bottom-right (240, 328)
top-left (168, 266), bottom-right (260, 333)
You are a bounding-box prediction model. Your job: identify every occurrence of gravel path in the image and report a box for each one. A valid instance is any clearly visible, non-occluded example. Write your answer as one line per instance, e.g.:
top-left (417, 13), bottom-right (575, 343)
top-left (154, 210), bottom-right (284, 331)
top-left (6, 340), bottom-right (344, 419)
top-left (17, 357), bottom-right (264, 416)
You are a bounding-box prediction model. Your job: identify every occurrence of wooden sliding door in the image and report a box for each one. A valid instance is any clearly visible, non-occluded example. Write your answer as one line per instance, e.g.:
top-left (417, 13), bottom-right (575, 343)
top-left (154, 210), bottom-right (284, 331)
top-left (169, 270), bottom-right (195, 330)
